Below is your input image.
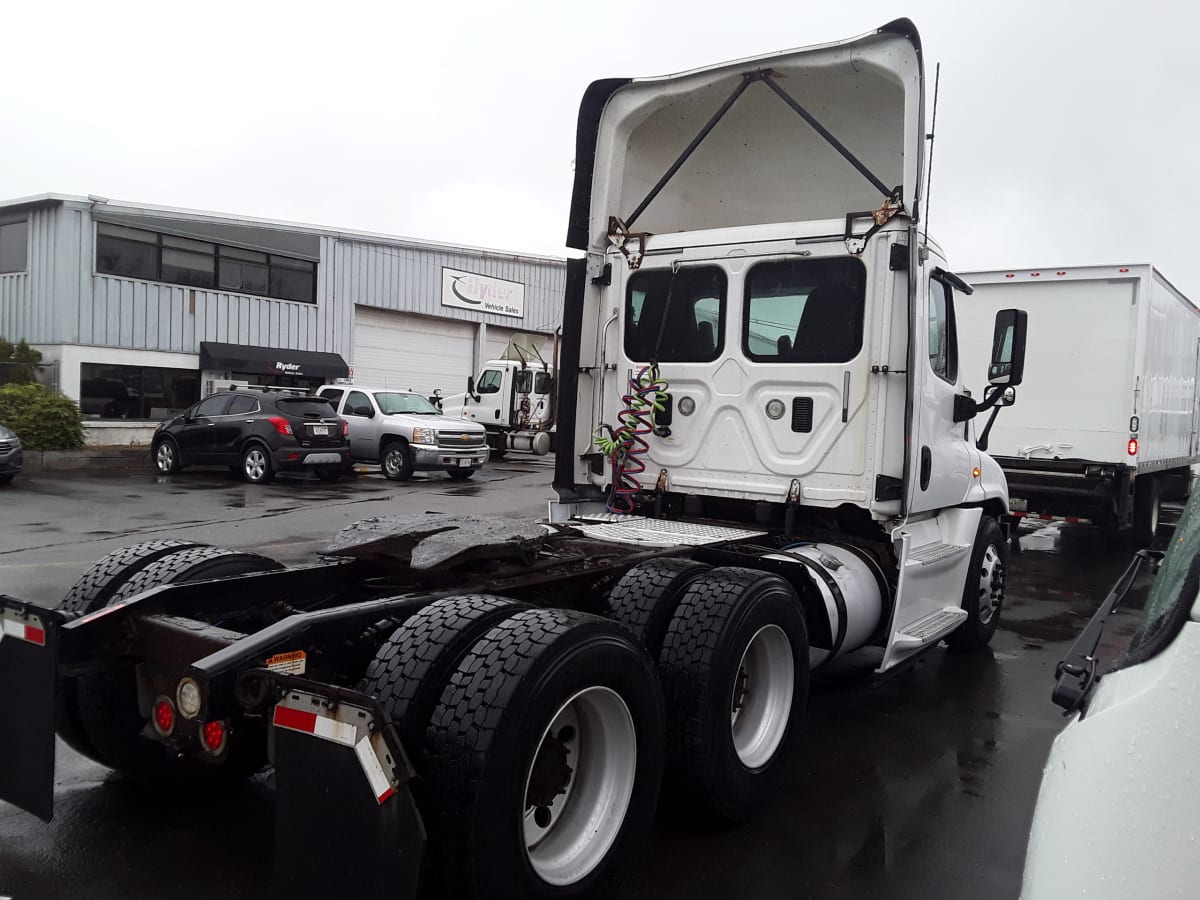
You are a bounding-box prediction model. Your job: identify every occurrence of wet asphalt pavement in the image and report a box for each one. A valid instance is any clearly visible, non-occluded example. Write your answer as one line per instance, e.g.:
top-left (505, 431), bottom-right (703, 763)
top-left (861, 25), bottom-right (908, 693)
top-left (0, 459), bottom-right (1167, 900)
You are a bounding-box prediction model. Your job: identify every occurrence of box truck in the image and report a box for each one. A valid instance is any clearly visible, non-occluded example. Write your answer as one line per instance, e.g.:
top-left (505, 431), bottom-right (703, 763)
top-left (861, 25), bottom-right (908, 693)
top-left (958, 265), bottom-right (1200, 541)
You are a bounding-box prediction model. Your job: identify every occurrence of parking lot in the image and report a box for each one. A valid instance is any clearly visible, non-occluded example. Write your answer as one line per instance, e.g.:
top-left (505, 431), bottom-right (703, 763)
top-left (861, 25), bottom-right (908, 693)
top-left (0, 459), bottom-right (1161, 900)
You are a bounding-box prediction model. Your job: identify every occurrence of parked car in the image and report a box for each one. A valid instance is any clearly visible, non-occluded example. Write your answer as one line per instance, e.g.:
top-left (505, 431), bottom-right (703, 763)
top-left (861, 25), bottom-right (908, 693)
top-left (0, 424), bottom-right (22, 486)
top-left (151, 389), bottom-right (351, 484)
top-left (1022, 488), bottom-right (1200, 898)
top-left (316, 384), bottom-right (488, 480)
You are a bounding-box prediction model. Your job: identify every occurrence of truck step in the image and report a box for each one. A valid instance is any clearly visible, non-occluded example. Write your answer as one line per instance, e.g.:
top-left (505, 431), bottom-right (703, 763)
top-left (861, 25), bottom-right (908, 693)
top-left (906, 541), bottom-right (970, 566)
top-left (893, 607), bottom-right (968, 648)
top-left (570, 515), bottom-right (766, 547)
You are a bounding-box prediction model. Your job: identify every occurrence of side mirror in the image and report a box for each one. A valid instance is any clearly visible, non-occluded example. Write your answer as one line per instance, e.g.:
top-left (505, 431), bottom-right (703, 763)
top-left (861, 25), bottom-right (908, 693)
top-left (1000, 386), bottom-right (1016, 407)
top-left (467, 375), bottom-right (475, 396)
top-left (989, 309), bottom-right (1028, 386)
top-left (353, 405), bottom-right (374, 418)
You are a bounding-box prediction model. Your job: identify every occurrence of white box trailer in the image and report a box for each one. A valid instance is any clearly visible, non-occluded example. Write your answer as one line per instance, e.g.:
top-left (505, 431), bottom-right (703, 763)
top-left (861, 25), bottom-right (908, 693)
top-left (957, 264), bottom-right (1200, 539)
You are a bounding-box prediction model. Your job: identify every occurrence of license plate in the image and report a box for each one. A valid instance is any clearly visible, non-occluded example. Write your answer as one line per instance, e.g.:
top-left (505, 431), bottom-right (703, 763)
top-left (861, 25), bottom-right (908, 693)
top-left (458, 459), bottom-right (470, 468)
top-left (311, 425), bottom-right (328, 436)
top-left (1010, 497), bottom-right (1028, 512)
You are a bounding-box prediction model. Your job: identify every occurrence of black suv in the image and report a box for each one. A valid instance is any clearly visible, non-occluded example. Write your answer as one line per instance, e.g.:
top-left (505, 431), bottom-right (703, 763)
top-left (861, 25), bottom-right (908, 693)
top-left (152, 390), bottom-right (350, 484)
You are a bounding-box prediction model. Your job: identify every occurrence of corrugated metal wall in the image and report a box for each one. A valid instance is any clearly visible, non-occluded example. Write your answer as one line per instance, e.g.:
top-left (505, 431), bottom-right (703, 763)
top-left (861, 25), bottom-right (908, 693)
top-left (0, 203), bottom-right (566, 359)
top-left (332, 239), bottom-right (565, 336)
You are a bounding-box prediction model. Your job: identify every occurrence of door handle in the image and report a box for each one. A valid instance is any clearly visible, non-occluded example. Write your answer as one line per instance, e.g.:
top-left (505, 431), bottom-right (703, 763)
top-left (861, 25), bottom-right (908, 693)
top-left (920, 446), bottom-right (932, 491)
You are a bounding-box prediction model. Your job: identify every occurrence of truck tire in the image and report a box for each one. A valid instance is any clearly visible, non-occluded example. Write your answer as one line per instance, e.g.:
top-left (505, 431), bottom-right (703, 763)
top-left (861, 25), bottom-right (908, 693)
top-left (424, 609), bottom-right (664, 900)
top-left (360, 594), bottom-right (528, 766)
top-left (1132, 475), bottom-right (1162, 545)
top-left (57, 540), bottom-right (207, 758)
top-left (605, 558), bottom-right (712, 657)
top-left (381, 438), bottom-right (414, 481)
top-left (67, 546), bottom-right (283, 776)
top-left (658, 567), bottom-right (809, 822)
top-left (945, 516), bottom-right (1007, 651)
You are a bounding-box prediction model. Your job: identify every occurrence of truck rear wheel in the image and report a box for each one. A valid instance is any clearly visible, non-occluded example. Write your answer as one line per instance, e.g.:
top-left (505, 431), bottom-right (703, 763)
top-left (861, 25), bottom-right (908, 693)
top-left (57, 540), bottom-right (207, 757)
top-left (360, 594), bottom-right (527, 766)
top-left (424, 609), bottom-right (664, 899)
top-left (1132, 475), bottom-right (1162, 545)
top-left (658, 567), bottom-right (809, 822)
top-left (946, 516), bottom-right (1007, 651)
top-left (605, 558), bottom-right (712, 656)
top-left (65, 546), bottom-right (283, 776)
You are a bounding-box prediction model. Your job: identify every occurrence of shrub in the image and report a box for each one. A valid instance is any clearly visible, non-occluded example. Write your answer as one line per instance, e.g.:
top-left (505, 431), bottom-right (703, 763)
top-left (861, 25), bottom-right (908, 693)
top-left (0, 338), bottom-right (43, 385)
top-left (0, 383), bottom-right (85, 451)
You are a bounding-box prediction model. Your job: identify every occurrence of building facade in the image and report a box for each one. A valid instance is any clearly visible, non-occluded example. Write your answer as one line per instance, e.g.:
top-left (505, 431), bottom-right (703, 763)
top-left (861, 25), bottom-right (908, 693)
top-left (0, 195), bottom-right (566, 445)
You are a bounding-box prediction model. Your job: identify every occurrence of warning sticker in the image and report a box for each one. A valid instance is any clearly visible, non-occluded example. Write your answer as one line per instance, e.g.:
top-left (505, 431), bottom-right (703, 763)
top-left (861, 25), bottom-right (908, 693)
top-left (266, 650), bottom-right (307, 676)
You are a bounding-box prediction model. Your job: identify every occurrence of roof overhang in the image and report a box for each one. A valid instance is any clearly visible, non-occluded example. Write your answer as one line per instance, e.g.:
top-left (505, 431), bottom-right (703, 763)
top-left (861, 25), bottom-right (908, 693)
top-left (199, 342), bottom-right (349, 380)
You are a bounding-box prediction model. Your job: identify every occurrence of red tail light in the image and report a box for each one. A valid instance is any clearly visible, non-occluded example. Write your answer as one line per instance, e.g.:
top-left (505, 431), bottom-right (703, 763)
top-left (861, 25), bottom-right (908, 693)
top-left (268, 417), bottom-right (293, 436)
top-left (1127, 438), bottom-right (1138, 456)
top-left (201, 720), bottom-right (227, 753)
top-left (154, 699), bottom-right (175, 736)
top-left (341, 418), bottom-right (349, 437)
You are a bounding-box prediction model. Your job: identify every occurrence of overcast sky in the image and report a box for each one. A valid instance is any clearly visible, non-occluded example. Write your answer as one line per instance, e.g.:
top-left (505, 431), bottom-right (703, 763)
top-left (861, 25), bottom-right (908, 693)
top-left (3, 0), bottom-right (1197, 296)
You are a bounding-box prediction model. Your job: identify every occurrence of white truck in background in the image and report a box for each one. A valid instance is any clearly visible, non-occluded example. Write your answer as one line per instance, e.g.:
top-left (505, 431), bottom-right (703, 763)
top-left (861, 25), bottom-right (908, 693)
top-left (957, 265), bottom-right (1200, 542)
top-left (438, 333), bottom-right (557, 457)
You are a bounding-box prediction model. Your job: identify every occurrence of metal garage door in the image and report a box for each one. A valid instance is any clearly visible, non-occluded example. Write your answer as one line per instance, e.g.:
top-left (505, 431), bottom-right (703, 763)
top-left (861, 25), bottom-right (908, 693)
top-left (486, 327), bottom-right (551, 364)
top-left (353, 308), bottom-right (476, 395)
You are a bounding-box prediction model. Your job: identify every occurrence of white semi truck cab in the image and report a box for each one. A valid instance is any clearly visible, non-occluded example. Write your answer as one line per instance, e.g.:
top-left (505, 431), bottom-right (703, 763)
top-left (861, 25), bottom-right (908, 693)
top-left (552, 18), bottom-right (1029, 672)
top-left (439, 335), bottom-right (556, 456)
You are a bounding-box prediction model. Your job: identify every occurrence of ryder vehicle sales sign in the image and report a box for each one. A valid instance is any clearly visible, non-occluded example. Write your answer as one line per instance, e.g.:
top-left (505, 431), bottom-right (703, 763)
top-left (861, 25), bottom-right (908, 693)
top-left (441, 268), bottom-right (525, 319)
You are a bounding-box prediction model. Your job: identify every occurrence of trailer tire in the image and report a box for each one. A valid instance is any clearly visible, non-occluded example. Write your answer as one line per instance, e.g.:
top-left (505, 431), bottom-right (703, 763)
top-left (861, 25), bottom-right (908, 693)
top-left (425, 609), bottom-right (664, 900)
top-left (658, 567), bottom-right (809, 823)
top-left (360, 594), bottom-right (528, 767)
top-left (605, 558), bottom-right (712, 657)
top-left (66, 546), bottom-right (283, 776)
top-left (946, 516), bottom-right (1007, 651)
top-left (1132, 475), bottom-right (1162, 545)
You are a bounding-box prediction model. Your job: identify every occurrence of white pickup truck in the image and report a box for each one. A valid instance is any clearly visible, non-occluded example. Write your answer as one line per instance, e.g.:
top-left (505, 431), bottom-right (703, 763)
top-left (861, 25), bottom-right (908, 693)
top-left (317, 384), bottom-right (489, 480)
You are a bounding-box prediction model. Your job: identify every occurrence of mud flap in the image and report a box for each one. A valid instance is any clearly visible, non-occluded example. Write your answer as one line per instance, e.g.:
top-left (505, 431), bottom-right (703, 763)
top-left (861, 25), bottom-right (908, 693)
top-left (271, 687), bottom-right (425, 900)
top-left (0, 598), bottom-right (59, 822)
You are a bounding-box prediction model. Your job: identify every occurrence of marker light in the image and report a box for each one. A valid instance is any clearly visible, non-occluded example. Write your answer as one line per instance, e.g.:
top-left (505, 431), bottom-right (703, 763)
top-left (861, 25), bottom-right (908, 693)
top-left (153, 699), bottom-right (175, 736)
top-left (177, 678), bottom-right (202, 719)
top-left (1119, 267), bottom-right (1130, 273)
top-left (1030, 272), bottom-right (1040, 277)
top-left (1127, 438), bottom-right (1139, 456)
top-left (765, 399), bottom-right (786, 420)
top-left (678, 397), bottom-right (696, 416)
top-left (1005, 273), bottom-right (1015, 278)
top-left (1056, 271), bottom-right (1066, 276)
top-left (972, 467), bottom-right (981, 478)
top-left (202, 720), bottom-right (227, 754)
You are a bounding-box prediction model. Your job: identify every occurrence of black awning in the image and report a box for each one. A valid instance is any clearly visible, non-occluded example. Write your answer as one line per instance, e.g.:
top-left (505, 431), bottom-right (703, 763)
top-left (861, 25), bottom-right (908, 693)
top-left (199, 342), bottom-right (349, 380)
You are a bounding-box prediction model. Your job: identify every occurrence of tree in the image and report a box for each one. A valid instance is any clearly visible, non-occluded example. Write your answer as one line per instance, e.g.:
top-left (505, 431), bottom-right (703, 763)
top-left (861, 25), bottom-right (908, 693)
top-left (0, 338), bottom-right (43, 385)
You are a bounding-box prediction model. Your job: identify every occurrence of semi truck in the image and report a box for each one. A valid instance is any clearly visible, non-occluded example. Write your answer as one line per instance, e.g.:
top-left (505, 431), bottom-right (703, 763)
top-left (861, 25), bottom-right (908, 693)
top-left (957, 265), bottom-right (1200, 542)
top-left (439, 332), bottom-right (558, 457)
top-left (0, 19), bottom-right (1028, 900)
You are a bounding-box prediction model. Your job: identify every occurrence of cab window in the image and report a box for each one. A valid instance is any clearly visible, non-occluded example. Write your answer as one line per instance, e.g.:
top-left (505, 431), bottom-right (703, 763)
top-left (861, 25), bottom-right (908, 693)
top-left (477, 370), bottom-right (503, 394)
top-left (345, 391), bottom-right (373, 415)
top-left (625, 266), bottom-right (725, 363)
top-left (319, 388), bottom-right (345, 410)
top-left (743, 257), bottom-right (865, 363)
top-left (928, 279), bottom-right (959, 383)
top-left (514, 370), bottom-right (533, 393)
top-left (534, 372), bottom-right (552, 395)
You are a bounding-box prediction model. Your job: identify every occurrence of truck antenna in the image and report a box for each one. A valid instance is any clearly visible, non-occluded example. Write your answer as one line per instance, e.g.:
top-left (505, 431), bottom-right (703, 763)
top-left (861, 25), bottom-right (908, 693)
top-left (922, 62), bottom-right (941, 248)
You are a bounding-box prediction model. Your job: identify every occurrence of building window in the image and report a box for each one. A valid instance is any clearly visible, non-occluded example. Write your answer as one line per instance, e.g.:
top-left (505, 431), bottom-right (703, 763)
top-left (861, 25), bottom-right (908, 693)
top-left (0, 220), bottom-right (29, 274)
top-left (95, 223), bottom-right (317, 303)
top-left (80, 362), bottom-right (199, 420)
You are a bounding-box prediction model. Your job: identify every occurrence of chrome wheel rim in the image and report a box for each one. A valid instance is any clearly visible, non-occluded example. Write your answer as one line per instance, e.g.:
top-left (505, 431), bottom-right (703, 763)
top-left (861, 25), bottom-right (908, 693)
top-left (244, 449), bottom-right (267, 482)
top-left (522, 686), bottom-right (637, 887)
top-left (731, 624), bottom-right (794, 769)
top-left (978, 544), bottom-right (1005, 624)
top-left (383, 446), bottom-right (404, 477)
top-left (155, 443), bottom-right (175, 473)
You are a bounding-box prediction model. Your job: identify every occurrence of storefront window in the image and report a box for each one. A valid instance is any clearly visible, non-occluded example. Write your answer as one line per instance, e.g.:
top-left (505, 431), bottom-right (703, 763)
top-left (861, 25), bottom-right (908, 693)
top-left (80, 363), bottom-right (199, 420)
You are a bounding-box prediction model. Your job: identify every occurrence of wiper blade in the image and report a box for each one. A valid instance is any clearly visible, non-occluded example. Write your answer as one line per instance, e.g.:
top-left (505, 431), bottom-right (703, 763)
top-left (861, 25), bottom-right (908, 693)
top-left (1052, 548), bottom-right (1163, 715)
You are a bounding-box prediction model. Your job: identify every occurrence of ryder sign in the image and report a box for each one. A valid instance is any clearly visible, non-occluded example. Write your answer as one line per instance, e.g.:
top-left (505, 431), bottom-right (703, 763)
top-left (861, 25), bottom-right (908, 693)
top-left (441, 268), bottom-right (525, 319)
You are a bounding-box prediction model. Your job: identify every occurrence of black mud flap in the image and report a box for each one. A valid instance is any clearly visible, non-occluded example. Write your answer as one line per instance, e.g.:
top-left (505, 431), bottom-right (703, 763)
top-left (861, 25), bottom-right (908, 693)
top-left (271, 684), bottom-right (425, 900)
top-left (0, 597), bottom-right (60, 822)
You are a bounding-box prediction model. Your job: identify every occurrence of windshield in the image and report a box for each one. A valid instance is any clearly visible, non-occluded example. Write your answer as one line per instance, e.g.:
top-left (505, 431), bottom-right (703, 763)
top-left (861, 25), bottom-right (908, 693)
top-left (374, 392), bottom-right (439, 415)
top-left (1116, 488), bottom-right (1200, 670)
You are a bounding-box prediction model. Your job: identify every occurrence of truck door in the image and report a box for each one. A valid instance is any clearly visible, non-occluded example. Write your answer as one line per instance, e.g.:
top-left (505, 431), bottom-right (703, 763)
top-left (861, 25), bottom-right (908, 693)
top-left (343, 390), bottom-right (378, 459)
top-left (907, 272), bottom-right (973, 515)
top-left (472, 368), bottom-right (506, 426)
